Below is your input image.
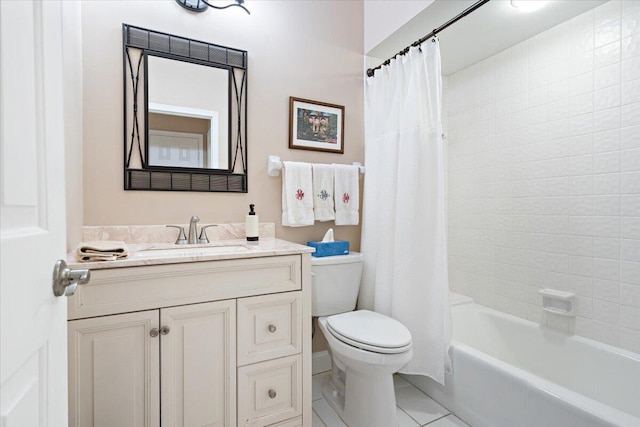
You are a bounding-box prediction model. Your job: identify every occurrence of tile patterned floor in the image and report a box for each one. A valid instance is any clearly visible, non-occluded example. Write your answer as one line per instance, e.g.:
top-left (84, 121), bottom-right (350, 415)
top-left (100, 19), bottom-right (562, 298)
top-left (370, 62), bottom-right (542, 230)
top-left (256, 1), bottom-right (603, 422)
top-left (312, 373), bottom-right (470, 427)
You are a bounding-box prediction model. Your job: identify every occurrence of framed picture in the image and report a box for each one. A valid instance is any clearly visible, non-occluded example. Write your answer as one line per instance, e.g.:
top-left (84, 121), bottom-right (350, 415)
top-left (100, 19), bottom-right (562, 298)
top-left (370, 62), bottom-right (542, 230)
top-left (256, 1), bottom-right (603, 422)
top-left (289, 97), bottom-right (345, 154)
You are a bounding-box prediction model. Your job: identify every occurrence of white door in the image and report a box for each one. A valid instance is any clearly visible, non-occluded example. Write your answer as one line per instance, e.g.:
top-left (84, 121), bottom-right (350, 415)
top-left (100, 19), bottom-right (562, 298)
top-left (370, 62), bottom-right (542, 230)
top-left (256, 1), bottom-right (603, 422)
top-left (1, 1), bottom-right (70, 425)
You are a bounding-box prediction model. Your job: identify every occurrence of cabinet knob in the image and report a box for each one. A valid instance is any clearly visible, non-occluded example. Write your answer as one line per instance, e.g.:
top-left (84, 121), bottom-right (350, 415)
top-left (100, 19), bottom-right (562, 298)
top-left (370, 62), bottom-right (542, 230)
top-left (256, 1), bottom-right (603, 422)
top-left (268, 324), bottom-right (277, 333)
top-left (160, 325), bottom-right (171, 335)
top-left (268, 389), bottom-right (277, 399)
top-left (150, 328), bottom-right (159, 338)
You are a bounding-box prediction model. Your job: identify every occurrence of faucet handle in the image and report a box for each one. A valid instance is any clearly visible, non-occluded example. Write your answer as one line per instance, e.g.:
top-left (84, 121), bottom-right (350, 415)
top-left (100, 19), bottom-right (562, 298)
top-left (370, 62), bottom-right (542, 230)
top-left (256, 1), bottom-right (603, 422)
top-left (190, 215), bottom-right (200, 223)
top-left (198, 225), bottom-right (218, 244)
top-left (166, 225), bottom-right (187, 245)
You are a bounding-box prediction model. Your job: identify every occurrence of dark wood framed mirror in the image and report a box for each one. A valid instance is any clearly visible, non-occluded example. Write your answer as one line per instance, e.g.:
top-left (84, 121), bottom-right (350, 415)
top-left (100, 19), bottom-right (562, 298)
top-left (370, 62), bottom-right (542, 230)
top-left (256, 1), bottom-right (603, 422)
top-left (123, 24), bottom-right (247, 192)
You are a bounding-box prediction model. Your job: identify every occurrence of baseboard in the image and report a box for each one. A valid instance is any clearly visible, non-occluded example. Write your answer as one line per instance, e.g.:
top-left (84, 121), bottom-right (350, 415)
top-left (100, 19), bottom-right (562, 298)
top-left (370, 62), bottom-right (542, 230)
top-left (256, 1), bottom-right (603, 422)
top-left (312, 350), bottom-right (331, 375)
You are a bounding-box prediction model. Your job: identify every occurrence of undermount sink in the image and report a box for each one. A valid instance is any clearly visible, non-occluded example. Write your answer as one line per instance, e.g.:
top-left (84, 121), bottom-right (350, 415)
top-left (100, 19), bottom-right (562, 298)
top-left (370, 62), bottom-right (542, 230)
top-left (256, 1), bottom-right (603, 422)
top-left (135, 244), bottom-right (252, 258)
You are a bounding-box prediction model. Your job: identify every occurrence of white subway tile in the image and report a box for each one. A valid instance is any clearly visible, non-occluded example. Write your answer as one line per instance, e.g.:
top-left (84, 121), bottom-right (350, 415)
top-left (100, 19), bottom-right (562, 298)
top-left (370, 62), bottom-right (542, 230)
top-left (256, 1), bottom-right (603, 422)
top-left (568, 134), bottom-right (593, 156)
top-left (622, 217), bottom-right (640, 239)
top-left (569, 175), bottom-right (594, 195)
top-left (620, 327), bottom-right (640, 353)
top-left (622, 78), bottom-right (640, 104)
top-left (547, 253), bottom-right (569, 273)
top-left (622, 10), bottom-right (640, 38)
top-left (569, 154), bottom-right (594, 175)
top-left (569, 274), bottom-right (594, 297)
top-left (622, 33), bottom-right (640, 59)
top-left (593, 129), bottom-right (621, 152)
top-left (575, 295), bottom-right (593, 317)
top-left (593, 257), bottom-right (621, 281)
top-left (624, 59), bottom-right (640, 89)
top-left (593, 194), bottom-right (621, 215)
top-left (621, 101), bottom-right (640, 126)
top-left (595, 41), bottom-right (621, 69)
top-left (594, 106), bottom-right (622, 131)
top-left (570, 216), bottom-right (594, 236)
top-left (596, 20), bottom-right (622, 48)
top-left (569, 93), bottom-right (594, 117)
top-left (569, 235), bottom-right (593, 256)
top-left (596, 1), bottom-right (622, 27)
top-left (621, 125), bottom-right (640, 149)
top-left (574, 316), bottom-right (594, 338)
top-left (593, 237), bottom-right (621, 259)
top-left (623, 1), bottom-right (640, 16)
top-left (620, 260), bottom-right (640, 284)
top-left (569, 72), bottom-right (594, 97)
top-left (593, 278), bottom-right (621, 302)
top-left (594, 172), bottom-right (621, 194)
top-left (570, 113), bottom-right (595, 136)
top-left (569, 255), bottom-right (593, 277)
top-left (621, 194), bottom-right (640, 215)
top-left (621, 238), bottom-right (640, 261)
top-left (620, 282), bottom-right (640, 307)
top-left (595, 63), bottom-right (621, 89)
top-left (595, 85), bottom-right (622, 111)
top-left (593, 320), bottom-right (621, 346)
top-left (622, 148), bottom-right (640, 171)
top-left (593, 298), bottom-right (621, 324)
top-left (570, 50), bottom-right (594, 77)
top-left (621, 171), bottom-right (640, 192)
top-left (620, 305), bottom-right (640, 329)
top-left (569, 195), bottom-right (593, 215)
top-left (593, 216), bottom-right (621, 237)
top-left (593, 151), bottom-right (621, 173)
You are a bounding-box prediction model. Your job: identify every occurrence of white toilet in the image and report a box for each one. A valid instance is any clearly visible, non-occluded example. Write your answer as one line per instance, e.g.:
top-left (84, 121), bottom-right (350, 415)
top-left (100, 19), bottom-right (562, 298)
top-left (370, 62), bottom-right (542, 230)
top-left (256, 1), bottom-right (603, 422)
top-left (312, 252), bottom-right (413, 427)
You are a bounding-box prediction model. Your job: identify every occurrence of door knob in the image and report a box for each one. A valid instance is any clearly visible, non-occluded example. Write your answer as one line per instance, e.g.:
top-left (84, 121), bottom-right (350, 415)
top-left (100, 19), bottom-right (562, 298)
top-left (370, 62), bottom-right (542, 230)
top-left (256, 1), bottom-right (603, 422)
top-left (52, 259), bottom-right (91, 297)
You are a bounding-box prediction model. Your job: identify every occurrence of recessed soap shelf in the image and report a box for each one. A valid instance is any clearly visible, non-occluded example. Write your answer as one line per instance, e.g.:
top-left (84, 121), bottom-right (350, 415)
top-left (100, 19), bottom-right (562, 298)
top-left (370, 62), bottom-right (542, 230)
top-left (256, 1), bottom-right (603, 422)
top-left (539, 289), bottom-right (575, 317)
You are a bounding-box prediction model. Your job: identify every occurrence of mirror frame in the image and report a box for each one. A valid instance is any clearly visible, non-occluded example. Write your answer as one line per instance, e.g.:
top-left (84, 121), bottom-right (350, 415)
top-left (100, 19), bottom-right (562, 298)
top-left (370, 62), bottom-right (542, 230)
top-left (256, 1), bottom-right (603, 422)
top-left (122, 24), bottom-right (248, 192)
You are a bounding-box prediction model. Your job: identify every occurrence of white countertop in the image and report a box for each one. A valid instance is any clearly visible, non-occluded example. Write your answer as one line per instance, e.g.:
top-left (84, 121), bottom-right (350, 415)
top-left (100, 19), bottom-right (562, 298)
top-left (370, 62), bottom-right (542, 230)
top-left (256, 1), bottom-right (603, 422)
top-left (68, 238), bottom-right (315, 270)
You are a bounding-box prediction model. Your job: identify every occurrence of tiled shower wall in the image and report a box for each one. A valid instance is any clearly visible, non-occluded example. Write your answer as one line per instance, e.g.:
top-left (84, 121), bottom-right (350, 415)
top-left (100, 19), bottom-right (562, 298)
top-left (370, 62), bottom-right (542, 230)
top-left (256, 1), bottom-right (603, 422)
top-left (446, 1), bottom-right (640, 353)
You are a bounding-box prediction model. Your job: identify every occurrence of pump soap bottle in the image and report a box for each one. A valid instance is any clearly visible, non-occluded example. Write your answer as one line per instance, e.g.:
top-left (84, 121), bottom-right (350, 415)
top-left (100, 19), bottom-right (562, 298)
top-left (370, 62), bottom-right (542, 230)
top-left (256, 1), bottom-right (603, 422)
top-left (246, 204), bottom-right (259, 242)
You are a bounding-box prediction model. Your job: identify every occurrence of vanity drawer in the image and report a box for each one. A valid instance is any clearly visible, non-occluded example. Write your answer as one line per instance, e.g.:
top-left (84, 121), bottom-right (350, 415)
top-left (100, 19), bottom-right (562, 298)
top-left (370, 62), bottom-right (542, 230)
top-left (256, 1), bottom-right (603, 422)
top-left (69, 255), bottom-right (301, 320)
top-left (237, 292), bottom-right (302, 366)
top-left (237, 355), bottom-right (302, 427)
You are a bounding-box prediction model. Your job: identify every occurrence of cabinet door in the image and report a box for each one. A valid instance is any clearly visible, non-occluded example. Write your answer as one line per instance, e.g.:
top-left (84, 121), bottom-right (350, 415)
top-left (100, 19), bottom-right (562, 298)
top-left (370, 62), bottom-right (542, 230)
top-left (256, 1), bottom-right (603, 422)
top-left (161, 300), bottom-right (236, 427)
top-left (68, 310), bottom-right (160, 427)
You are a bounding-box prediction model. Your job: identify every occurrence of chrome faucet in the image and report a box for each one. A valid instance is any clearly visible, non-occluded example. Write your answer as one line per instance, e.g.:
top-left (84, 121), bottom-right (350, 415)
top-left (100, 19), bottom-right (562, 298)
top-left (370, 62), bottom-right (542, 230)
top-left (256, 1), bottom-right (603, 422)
top-left (188, 216), bottom-right (200, 244)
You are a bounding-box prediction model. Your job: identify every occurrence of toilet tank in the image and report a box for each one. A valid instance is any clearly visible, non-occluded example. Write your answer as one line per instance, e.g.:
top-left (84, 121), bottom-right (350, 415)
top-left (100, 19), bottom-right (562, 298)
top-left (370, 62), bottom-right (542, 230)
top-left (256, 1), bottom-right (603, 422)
top-left (311, 252), bottom-right (363, 317)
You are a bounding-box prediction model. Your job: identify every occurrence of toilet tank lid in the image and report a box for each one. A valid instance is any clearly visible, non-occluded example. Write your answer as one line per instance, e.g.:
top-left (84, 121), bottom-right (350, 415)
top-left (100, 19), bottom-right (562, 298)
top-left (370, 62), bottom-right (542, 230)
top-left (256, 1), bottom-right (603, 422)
top-left (310, 252), bottom-right (362, 266)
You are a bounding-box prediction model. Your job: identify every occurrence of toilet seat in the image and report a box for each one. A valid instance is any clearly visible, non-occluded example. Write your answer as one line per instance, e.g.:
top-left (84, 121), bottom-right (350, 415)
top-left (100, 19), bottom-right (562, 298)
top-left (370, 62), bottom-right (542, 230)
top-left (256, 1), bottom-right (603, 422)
top-left (326, 310), bottom-right (412, 354)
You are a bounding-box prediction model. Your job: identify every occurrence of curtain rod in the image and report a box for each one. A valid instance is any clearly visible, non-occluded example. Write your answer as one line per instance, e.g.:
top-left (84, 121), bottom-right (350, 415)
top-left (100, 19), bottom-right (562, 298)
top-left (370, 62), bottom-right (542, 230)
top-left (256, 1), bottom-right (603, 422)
top-left (366, 0), bottom-right (491, 78)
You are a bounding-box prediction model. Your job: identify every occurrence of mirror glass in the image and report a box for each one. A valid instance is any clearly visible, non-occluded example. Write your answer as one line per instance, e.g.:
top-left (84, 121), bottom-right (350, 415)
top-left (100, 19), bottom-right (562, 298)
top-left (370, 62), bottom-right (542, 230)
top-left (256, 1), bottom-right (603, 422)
top-left (123, 24), bottom-right (247, 193)
top-left (147, 55), bottom-right (230, 170)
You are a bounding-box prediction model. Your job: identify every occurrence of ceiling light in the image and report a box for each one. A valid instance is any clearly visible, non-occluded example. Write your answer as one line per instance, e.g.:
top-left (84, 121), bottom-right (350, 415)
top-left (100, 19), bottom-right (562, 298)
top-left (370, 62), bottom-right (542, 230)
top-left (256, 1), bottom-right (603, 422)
top-left (175, 0), bottom-right (250, 15)
top-left (511, 0), bottom-right (548, 12)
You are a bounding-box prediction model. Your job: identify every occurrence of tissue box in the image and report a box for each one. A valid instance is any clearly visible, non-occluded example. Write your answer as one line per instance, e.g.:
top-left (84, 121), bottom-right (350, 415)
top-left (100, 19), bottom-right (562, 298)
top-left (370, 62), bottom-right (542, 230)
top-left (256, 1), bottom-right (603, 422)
top-left (307, 240), bottom-right (350, 257)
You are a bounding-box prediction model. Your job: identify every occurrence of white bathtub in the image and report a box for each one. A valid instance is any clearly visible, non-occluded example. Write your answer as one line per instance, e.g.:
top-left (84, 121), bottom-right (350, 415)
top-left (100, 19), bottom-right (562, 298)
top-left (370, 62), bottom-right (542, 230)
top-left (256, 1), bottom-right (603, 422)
top-left (406, 303), bottom-right (640, 427)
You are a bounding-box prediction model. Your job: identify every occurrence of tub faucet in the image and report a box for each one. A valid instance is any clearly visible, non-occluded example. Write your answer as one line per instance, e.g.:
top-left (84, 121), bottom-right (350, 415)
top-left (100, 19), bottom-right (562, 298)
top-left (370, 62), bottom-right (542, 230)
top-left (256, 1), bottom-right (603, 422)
top-left (188, 215), bottom-right (200, 244)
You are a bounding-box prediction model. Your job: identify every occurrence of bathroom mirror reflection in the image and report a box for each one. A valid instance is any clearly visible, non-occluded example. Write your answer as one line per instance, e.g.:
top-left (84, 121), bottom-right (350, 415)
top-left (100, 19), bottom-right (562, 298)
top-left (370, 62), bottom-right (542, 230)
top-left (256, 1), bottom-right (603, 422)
top-left (146, 55), bottom-right (230, 170)
top-left (123, 24), bottom-right (247, 192)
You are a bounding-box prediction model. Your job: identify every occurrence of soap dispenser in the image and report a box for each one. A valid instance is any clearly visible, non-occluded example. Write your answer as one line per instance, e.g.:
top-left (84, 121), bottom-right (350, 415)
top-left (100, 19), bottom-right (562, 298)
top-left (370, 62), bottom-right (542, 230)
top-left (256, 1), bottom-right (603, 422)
top-left (246, 204), bottom-right (259, 242)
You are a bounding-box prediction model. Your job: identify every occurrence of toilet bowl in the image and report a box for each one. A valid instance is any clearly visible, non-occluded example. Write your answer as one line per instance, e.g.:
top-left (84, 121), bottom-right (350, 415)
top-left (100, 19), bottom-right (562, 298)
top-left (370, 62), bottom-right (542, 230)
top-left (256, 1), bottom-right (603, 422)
top-left (318, 311), bottom-right (412, 427)
top-left (311, 253), bottom-right (413, 427)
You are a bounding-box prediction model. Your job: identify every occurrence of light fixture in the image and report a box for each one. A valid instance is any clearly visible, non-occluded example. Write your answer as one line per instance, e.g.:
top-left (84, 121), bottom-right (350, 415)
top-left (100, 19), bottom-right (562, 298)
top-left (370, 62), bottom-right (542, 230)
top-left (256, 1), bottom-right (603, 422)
top-left (510, 0), bottom-right (548, 12)
top-left (175, 0), bottom-right (250, 15)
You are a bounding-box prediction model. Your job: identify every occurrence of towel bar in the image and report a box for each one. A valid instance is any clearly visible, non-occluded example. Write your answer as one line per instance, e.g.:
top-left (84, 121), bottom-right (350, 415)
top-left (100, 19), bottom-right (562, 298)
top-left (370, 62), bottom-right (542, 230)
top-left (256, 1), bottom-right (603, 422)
top-left (267, 155), bottom-right (365, 177)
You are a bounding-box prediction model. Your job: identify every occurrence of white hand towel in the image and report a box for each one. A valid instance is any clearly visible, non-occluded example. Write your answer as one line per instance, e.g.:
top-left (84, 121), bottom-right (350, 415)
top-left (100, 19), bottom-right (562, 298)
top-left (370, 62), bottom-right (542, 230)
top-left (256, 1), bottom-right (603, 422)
top-left (76, 241), bottom-right (130, 262)
top-left (333, 164), bottom-right (359, 225)
top-left (282, 161), bottom-right (314, 227)
top-left (312, 164), bottom-right (335, 221)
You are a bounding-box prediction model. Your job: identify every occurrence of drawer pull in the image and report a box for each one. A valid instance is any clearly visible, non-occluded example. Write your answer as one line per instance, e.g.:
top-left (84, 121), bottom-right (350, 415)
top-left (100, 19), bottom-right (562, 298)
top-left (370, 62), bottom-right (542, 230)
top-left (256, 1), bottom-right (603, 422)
top-left (160, 325), bottom-right (171, 335)
top-left (268, 389), bottom-right (277, 399)
top-left (150, 328), bottom-right (159, 338)
top-left (268, 324), bottom-right (277, 333)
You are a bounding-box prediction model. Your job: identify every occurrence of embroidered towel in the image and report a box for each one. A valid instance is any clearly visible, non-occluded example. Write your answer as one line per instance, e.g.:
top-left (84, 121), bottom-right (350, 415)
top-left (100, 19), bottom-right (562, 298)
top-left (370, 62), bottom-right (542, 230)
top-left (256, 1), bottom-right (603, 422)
top-left (282, 161), bottom-right (314, 227)
top-left (333, 164), bottom-right (359, 225)
top-left (312, 164), bottom-right (335, 221)
top-left (76, 241), bottom-right (130, 262)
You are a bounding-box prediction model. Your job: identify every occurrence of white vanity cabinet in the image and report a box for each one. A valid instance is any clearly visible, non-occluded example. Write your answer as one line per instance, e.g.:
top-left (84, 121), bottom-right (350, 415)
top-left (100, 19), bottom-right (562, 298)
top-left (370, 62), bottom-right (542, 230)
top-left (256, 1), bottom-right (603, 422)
top-left (67, 249), bottom-right (312, 427)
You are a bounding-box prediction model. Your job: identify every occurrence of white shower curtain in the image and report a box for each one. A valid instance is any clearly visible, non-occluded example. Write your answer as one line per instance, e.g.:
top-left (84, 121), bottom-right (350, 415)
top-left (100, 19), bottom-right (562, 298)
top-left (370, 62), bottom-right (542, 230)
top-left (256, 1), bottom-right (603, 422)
top-left (360, 39), bottom-right (452, 384)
